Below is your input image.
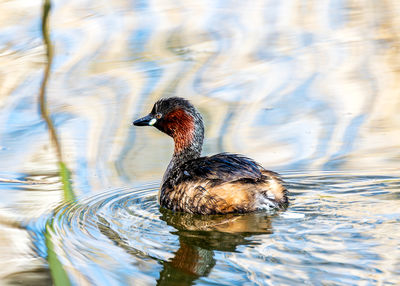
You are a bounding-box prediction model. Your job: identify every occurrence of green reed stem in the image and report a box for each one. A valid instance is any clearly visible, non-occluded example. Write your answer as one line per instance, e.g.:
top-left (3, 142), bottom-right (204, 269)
top-left (41, 1), bottom-right (75, 284)
top-left (39, 0), bottom-right (75, 202)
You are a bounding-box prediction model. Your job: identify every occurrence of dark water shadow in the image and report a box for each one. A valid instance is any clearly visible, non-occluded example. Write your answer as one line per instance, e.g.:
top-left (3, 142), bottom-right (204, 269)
top-left (97, 207), bottom-right (275, 285)
top-left (2, 267), bottom-right (52, 286)
top-left (156, 208), bottom-right (274, 286)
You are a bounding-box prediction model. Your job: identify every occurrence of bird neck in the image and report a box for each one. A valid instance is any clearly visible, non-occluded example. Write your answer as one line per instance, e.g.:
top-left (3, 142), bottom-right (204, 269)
top-left (162, 112), bottom-right (204, 184)
top-left (172, 134), bottom-right (203, 164)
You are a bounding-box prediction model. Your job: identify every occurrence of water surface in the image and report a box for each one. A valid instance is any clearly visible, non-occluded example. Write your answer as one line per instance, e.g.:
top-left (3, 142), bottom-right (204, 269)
top-left (0, 0), bottom-right (399, 285)
top-left (33, 173), bottom-right (399, 285)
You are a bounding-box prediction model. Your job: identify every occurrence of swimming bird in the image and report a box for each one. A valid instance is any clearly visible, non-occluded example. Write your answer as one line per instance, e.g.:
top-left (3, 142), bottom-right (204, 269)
top-left (133, 97), bottom-right (288, 214)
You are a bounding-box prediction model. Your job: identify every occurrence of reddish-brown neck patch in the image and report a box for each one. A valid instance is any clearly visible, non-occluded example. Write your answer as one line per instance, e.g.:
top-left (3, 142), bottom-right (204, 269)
top-left (161, 108), bottom-right (195, 153)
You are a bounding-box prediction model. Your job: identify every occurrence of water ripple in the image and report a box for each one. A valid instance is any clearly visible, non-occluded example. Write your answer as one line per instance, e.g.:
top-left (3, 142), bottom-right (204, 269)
top-left (41, 173), bottom-right (400, 285)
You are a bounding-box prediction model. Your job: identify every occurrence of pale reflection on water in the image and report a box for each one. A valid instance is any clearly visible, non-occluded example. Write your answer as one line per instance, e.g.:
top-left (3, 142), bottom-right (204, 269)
top-left (0, 0), bottom-right (399, 285)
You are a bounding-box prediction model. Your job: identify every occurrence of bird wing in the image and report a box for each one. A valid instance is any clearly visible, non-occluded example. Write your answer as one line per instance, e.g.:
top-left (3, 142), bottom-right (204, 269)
top-left (178, 153), bottom-right (266, 185)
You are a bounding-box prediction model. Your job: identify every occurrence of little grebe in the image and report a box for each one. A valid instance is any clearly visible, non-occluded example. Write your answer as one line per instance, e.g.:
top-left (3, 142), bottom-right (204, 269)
top-left (133, 97), bottom-right (288, 214)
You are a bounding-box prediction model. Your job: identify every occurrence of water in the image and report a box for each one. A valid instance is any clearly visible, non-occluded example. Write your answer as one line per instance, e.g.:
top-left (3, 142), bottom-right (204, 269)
top-left (25, 174), bottom-right (399, 285)
top-left (1, 0), bottom-right (400, 285)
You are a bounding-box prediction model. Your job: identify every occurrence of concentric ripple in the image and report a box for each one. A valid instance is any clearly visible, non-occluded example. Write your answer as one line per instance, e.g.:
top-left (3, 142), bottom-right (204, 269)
top-left (45, 174), bottom-right (400, 285)
top-left (47, 184), bottom-right (171, 285)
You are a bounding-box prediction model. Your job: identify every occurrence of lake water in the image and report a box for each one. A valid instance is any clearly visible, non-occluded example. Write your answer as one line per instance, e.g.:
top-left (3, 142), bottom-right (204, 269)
top-left (0, 0), bottom-right (399, 285)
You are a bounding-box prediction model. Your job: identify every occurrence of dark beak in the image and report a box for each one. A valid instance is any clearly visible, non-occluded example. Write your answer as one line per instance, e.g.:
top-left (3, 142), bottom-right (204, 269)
top-left (132, 114), bottom-right (155, 126)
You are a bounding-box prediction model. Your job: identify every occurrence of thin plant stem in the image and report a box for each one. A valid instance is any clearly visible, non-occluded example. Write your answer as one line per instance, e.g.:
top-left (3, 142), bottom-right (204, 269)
top-left (39, 0), bottom-right (75, 202)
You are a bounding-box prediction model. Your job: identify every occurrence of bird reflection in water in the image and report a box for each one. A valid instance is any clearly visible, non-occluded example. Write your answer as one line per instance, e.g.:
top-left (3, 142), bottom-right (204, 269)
top-left (157, 208), bottom-right (274, 286)
top-left (97, 207), bottom-right (275, 286)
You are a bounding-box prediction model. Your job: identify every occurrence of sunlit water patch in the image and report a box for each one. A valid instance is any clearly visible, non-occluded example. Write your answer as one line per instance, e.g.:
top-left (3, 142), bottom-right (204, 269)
top-left (39, 173), bottom-right (400, 285)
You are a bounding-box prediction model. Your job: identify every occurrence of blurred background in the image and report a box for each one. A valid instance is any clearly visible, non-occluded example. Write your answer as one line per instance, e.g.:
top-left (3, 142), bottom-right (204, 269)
top-left (0, 0), bottom-right (399, 285)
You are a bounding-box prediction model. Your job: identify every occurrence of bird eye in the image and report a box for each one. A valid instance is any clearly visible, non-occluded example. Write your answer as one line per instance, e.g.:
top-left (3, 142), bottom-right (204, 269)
top-left (155, 113), bottom-right (162, 119)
